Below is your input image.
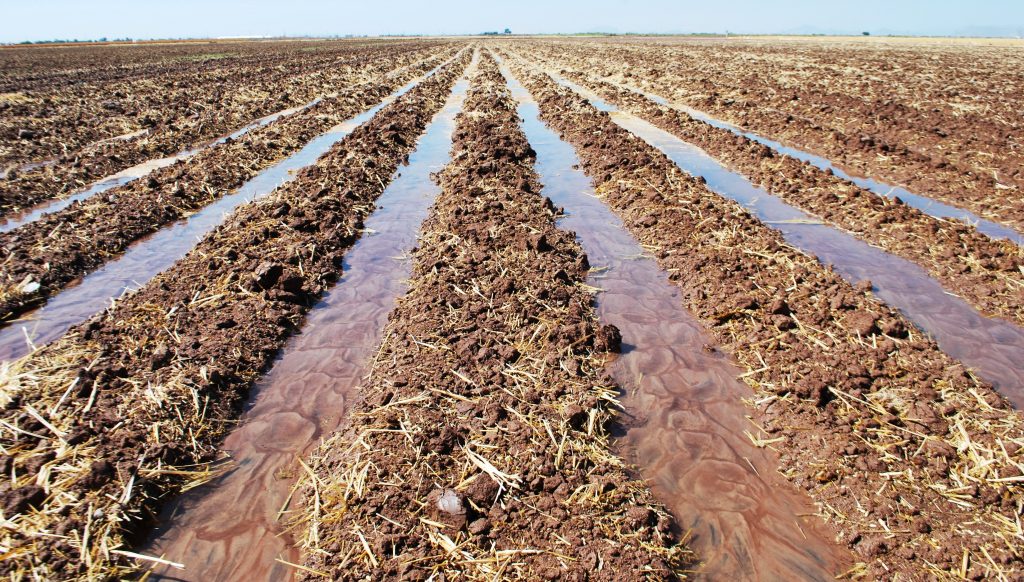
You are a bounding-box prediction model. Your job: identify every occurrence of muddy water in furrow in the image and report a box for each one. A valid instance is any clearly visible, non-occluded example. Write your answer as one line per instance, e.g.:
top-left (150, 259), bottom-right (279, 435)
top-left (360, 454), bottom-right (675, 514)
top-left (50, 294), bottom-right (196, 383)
top-left (141, 63), bottom-right (473, 582)
top-left (553, 77), bottom-right (1024, 406)
top-left (0, 98), bottom-right (328, 234)
top-left (609, 80), bottom-right (1024, 245)
top-left (0, 50), bottom-right (460, 235)
top-left (500, 64), bottom-right (849, 580)
top-left (0, 64), bottom-right (453, 363)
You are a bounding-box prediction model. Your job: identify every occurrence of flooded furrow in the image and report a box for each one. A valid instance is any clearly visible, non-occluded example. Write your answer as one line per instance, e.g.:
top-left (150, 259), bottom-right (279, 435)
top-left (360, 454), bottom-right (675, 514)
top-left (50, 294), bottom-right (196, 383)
top-left (501, 61), bottom-right (849, 580)
top-left (140, 60), bottom-right (473, 582)
top-left (553, 76), bottom-right (1024, 406)
top-left (0, 96), bottom-right (323, 234)
top-left (0, 48), bottom-right (454, 235)
top-left (608, 80), bottom-right (1024, 245)
top-left (0, 62), bottom-right (453, 362)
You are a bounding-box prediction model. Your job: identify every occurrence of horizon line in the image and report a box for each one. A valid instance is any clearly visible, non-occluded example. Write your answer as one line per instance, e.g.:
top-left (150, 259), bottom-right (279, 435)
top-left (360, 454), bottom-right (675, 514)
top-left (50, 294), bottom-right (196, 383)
top-left (5, 30), bottom-right (1024, 47)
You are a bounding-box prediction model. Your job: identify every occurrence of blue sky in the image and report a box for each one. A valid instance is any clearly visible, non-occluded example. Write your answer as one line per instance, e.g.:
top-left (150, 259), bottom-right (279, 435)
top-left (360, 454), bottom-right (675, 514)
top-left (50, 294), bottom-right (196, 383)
top-left (2, 0), bottom-right (1022, 43)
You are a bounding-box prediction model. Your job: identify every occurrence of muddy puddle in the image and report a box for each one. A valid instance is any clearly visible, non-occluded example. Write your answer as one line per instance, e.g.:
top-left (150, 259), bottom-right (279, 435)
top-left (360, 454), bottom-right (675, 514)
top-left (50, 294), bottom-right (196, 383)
top-left (500, 61), bottom-right (848, 580)
top-left (0, 62), bottom-right (456, 362)
top-left (553, 77), bottom-right (1024, 406)
top-left (0, 96), bottom-right (326, 234)
top-left (139, 59), bottom-right (474, 582)
top-left (612, 81), bottom-right (1024, 245)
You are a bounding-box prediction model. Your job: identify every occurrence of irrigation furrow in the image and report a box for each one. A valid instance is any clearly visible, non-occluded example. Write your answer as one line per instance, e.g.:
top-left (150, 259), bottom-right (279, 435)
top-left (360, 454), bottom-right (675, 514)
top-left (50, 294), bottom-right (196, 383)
top-left (0, 96), bottom-right (314, 234)
top-left (625, 83), bottom-right (1024, 244)
top-left (521, 57), bottom-right (1024, 328)
top-left (0, 41), bottom-right (448, 182)
top-left (498, 55), bottom-right (850, 580)
top-left (0, 50), bottom-right (460, 326)
top-left (0, 45), bottom-right (453, 228)
top-left (139, 50), bottom-right (479, 582)
top-left (293, 52), bottom-right (689, 581)
top-left (514, 53), bottom-right (1024, 407)
top-left (503, 55), bottom-right (1024, 580)
top-left (0, 51), bottom-right (470, 580)
top-left (0, 51), bottom-right (467, 362)
top-left (526, 40), bottom-right (1024, 232)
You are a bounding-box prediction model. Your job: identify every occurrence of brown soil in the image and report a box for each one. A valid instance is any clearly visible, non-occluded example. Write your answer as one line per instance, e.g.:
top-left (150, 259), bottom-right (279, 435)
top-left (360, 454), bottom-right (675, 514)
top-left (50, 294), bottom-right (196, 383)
top-left (0, 54), bottom-right (468, 580)
top-left (517, 38), bottom-right (1024, 232)
top-left (0, 51), bottom-right (457, 323)
top-left (0, 42), bottom-right (454, 216)
top-left (295, 53), bottom-right (691, 581)
top-left (0, 38), bottom-right (442, 94)
top-left (536, 61), bottom-right (1024, 328)
top-left (2, 38), bottom-right (1022, 581)
top-left (137, 53), bottom-right (473, 582)
top-left (0, 41), bottom-right (446, 162)
top-left (498, 56), bottom-right (851, 578)
top-left (503, 53), bottom-right (1024, 580)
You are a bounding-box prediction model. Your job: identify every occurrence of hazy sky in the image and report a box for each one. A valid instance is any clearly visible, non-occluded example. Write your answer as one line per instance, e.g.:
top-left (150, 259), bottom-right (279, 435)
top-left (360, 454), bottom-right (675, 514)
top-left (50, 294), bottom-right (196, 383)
top-left (2, 0), bottom-right (1023, 42)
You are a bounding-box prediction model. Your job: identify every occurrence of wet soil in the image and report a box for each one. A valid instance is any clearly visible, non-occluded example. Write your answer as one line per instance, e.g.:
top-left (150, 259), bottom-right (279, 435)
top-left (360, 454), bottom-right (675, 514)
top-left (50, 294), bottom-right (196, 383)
top-left (0, 41), bottom-right (454, 213)
top-left (297, 54), bottom-right (690, 581)
top-left (0, 52), bottom-right (456, 325)
top-left (539, 64), bottom-right (1024, 329)
top-left (141, 55), bottom-right (475, 582)
top-left (565, 77), bottom-right (1024, 411)
top-left (0, 53), bottom-right (464, 363)
top-left (0, 39), bottom-right (416, 93)
top-left (2, 38), bottom-right (1021, 581)
top-left (501, 59), bottom-right (850, 579)
top-left (526, 39), bottom-right (1024, 231)
top-left (525, 60), bottom-right (1024, 410)
top-left (0, 55), bottom-right (469, 580)
top-left (505, 54), bottom-right (1024, 580)
top-left (0, 93), bottom-right (331, 236)
top-left (618, 82), bottom-right (1024, 246)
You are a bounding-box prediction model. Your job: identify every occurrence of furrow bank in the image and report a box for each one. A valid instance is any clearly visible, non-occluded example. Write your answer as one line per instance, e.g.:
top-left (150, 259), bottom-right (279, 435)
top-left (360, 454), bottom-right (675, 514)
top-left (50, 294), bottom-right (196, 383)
top-left (0, 43), bottom-right (451, 218)
top-left (0, 50), bottom-right (459, 324)
top-left (295, 53), bottom-right (691, 581)
top-left (0, 53), bottom-right (469, 580)
top-left (504, 55), bottom-right (1024, 580)
top-left (531, 59), bottom-right (1024, 328)
top-left (141, 50), bottom-right (479, 582)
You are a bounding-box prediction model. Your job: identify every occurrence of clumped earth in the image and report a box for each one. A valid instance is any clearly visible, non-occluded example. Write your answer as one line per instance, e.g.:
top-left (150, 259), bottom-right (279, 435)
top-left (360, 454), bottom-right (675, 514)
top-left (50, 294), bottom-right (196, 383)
top-left (0, 37), bottom-right (1023, 582)
top-left (520, 37), bottom-right (1024, 230)
top-left (0, 55), bottom-right (467, 580)
top-left (503, 53), bottom-right (1024, 579)
top-left (0, 48), bottom-right (458, 322)
top-left (534, 61), bottom-right (1024, 327)
top-left (296, 54), bottom-right (690, 581)
top-left (0, 40), bottom-right (453, 214)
